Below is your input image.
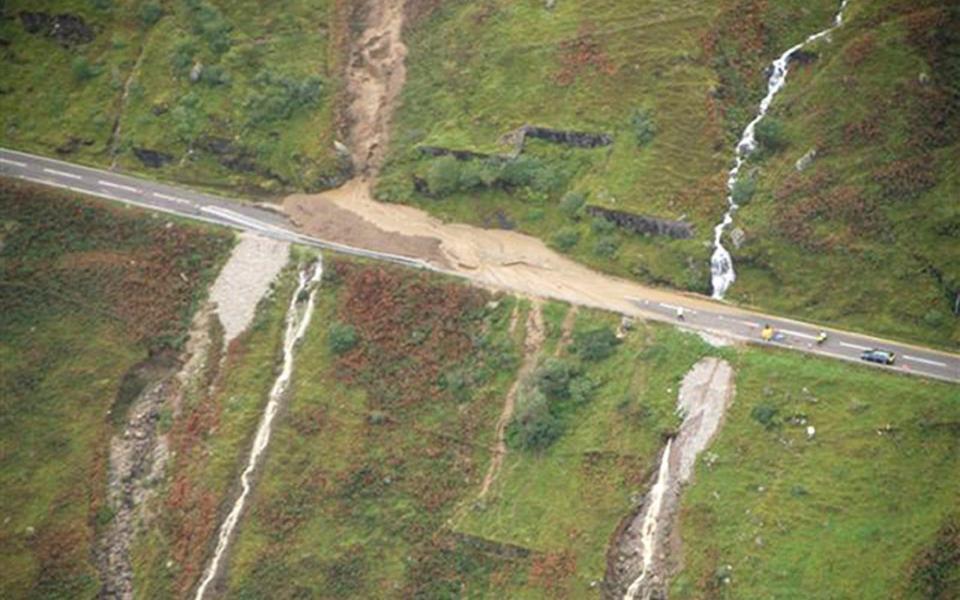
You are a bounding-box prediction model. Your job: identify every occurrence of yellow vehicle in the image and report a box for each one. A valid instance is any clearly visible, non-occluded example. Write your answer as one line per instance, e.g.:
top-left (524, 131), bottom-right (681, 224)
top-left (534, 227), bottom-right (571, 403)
top-left (761, 325), bottom-right (774, 342)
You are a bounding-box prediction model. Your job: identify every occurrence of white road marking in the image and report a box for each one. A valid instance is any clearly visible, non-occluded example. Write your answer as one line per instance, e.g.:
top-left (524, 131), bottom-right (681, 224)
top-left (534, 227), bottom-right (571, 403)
top-left (840, 342), bottom-right (870, 351)
top-left (0, 157), bottom-right (27, 167)
top-left (43, 168), bottom-right (82, 180)
top-left (738, 320), bottom-right (760, 328)
top-left (200, 206), bottom-right (290, 235)
top-left (98, 180), bottom-right (139, 193)
top-left (780, 329), bottom-right (817, 341)
top-left (152, 192), bottom-right (192, 205)
top-left (903, 355), bottom-right (947, 368)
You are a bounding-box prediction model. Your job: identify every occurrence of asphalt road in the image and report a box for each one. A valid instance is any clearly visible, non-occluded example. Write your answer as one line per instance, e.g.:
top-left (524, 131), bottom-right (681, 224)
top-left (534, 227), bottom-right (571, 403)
top-left (2, 147), bottom-right (958, 384)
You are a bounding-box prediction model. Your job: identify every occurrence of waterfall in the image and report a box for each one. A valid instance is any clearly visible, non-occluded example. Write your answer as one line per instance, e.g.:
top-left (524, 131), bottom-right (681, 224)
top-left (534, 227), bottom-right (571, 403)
top-left (710, 0), bottom-right (851, 299)
top-left (623, 439), bottom-right (673, 600)
top-left (194, 258), bottom-right (323, 599)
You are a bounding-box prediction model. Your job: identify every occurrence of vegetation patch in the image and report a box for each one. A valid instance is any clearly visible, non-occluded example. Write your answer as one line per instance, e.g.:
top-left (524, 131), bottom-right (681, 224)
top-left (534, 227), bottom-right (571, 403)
top-left (0, 180), bottom-right (230, 598)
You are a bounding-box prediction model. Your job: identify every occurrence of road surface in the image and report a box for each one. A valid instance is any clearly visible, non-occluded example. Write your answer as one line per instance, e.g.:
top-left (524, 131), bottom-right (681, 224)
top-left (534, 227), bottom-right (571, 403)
top-left (2, 147), bottom-right (957, 383)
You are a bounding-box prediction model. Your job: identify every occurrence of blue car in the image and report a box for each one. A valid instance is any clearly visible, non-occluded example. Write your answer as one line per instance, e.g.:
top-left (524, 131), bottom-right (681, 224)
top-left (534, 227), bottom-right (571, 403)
top-left (860, 349), bottom-right (896, 365)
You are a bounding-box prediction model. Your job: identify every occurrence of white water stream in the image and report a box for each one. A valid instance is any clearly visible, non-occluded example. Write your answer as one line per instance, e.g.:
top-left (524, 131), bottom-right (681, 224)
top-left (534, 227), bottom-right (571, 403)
top-left (194, 259), bottom-right (323, 600)
top-left (623, 439), bottom-right (673, 600)
top-left (710, 0), bottom-right (851, 299)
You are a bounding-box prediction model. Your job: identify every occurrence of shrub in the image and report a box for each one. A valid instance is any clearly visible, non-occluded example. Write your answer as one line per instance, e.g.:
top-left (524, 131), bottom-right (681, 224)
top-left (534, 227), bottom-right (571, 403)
top-left (567, 376), bottom-right (595, 404)
top-left (534, 358), bottom-right (576, 400)
top-left (551, 228), bottom-right (580, 252)
top-left (71, 57), bottom-right (100, 82)
top-left (924, 309), bottom-right (947, 329)
top-left (506, 387), bottom-right (564, 451)
top-left (751, 403), bottom-right (779, 429)
top-left (426, 156), bottom-right (461, 196)
top-left (138, 2), bottom-right (163, 27)
top-left (754, 118), bottom-right (787, 154)
top-left (631, 108), bottom-right (657, 147)
top-left (591, 216), bottom-right (615, 235)
top-left (201, 64), bottom-right (230, 86)
top-left (244, 71), bottom-right (324, 125)
top-left (559, 191), bottom-right (586, 220)
top-left (573, 326), bottom-right (620, 361)
top-left (328, 321), bottom-right (358, 355)
top-left (594, 235), bottom-right (619, 258)
top-left (731, 176), bottom-right (757, 205)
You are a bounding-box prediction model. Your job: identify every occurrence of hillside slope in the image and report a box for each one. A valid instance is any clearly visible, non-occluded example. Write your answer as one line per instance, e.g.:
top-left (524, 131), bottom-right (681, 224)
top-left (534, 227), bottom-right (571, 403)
top-left (377, 0), bottom-right (959, 347)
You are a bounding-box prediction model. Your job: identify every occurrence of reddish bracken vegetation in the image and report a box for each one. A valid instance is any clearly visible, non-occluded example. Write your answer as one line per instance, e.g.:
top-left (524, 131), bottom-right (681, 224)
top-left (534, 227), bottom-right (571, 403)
top-left (872, 155), bottom-right (939, 200)
top-left (774, 171), bottom-right (884, 250)
top-left (333, 262), bottom-right (488, 407)
top-left (528, 550), bottom-right (577, 593)
top-left (0, 179), bottom-right (232, 351)
top-left (555, 22), bottom-right (617, 86)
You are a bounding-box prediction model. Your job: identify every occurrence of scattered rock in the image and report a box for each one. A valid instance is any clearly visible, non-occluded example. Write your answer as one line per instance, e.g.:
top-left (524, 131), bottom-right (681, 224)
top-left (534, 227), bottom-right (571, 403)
top-left (133, 147), bottom-right (173, 168)
top-left (806, 425), bottom-right (816, 440)
top-left (19, 12), bottom-right (95, 47)
top-left (730, 226), bottom-right (746, 249)
top-left (55, 136), bottom-right (94, 155)
top-left (789, 49), bottom-right (818, 65)
top-left (189, 62), bottom-right (204, 83)
top-left (418, 145), bottom-right (497, 161)
top-left (795, 148), bottom-right (817, 171)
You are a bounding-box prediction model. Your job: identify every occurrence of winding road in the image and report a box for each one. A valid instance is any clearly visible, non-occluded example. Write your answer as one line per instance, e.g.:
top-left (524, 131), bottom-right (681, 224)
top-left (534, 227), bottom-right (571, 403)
top-left (2, 146), bottom-right (957, 383)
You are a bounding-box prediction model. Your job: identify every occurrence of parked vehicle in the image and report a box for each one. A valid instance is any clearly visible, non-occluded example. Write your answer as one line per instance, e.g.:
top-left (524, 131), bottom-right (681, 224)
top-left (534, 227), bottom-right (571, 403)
top-left (860, 348), bottom-right (896, 365)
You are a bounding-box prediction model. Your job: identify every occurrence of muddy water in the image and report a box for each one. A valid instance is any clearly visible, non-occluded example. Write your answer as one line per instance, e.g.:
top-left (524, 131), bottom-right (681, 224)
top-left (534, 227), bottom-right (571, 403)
top-left (611, 358), bottom-right (734, 599)
top-left (709, 0), bottom-right (851, 299)
top-left (194, 260), bottom-right (323, 599)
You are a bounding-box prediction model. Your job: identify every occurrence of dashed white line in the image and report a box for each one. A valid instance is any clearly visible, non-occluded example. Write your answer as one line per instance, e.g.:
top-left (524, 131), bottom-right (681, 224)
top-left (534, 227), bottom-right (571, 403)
top-left (903, 355), bottom-right (948, 368)
top-left (152, 192), bottom-right (192, 205)
top-left (780, 329), bottom-right (817, 341)
top-left (738, 320), bottom-right (760, 328)
top-left (43, 168), bottom-right (82, 180)
top-left (840, 342), bottom-right (870, 351)
top-left (200, 206), bottom-right (291, 236)
top-left (0, 157), bottom-right (27, 167)
top-left (98, 180), bottom-right (139, 193)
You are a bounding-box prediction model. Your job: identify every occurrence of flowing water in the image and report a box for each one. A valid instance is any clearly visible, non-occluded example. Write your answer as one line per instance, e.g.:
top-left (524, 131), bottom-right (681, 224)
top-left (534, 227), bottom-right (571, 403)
top-left (194, 259), bottom-right (323, 600)
top-left (623, 439), bottom-right (673, 600)
top-left (710, 0), bottom-right (851, 299)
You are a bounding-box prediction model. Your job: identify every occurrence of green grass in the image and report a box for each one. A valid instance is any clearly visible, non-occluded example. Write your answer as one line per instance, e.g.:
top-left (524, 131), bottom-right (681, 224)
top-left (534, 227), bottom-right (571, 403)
top-left (455, 313), bottom-right (719, 597)
top-left (0, 0), bottom-right (344, 196)
top-left (223, 260), bottom-right (524, 597)
top-left (0, 180), bottom-right (231, 598)
top-left (378, 0), bottom-right (958, 348)
top-left (672, 347), bottom-right (960, 599)
top-left (130, 254), bottom-right (301, 598)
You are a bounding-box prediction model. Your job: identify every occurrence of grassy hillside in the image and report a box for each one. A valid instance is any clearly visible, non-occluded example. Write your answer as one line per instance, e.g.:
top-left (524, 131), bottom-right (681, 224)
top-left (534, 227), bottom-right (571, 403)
top-left (725, 0), bottom-right (960, 348)
top-left (673, 349), bottom-right (960, 599)
top-left (0, 0), bottom-right (347, 195)
top-left (0, 180), bottom-right (231, 598)
top-left (378, 0), bottom-right (959, 348)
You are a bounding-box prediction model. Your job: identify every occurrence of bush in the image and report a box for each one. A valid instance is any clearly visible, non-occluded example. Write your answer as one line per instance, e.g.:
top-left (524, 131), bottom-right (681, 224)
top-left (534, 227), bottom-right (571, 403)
top-left (573, 326), bottom-right (620, 361)
top-left (924, 309), bottom-right (947, 329)
top-left (551, 228), bottom-right (580, 252)
top-left (506, 387), bottom-right (564, 451)
top-left (328, 321), bottom-right (358, 355)
top-left (201, 64), bottom-right (230, 86)
top-left (426, 156), bottom-right (461, 196)
top-left (559, 191), bottom-right (586, 220)
top-left (731, 176), bottom-right (757, 206)
top-left (71, 57), bottom-right (100, 82)
top-left (534, 358), bottom-right (576, 400)
top-left (138, 2), bottom-right (163, 27)
top-left (750, 403), bottom-right (779, 429)
top-left (631, 108), bottom-right (657, 147)
top-left (755, 118), bottom-right (787, 154)
top-left (244, 71), bottom-right (324, 125)
top-left (591, 216), bottom-right (616, 235)
top-left (593, 235), bottom-right (619, 258)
